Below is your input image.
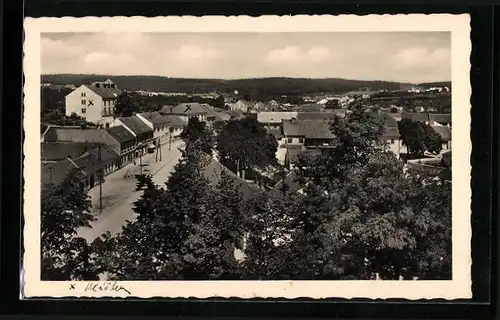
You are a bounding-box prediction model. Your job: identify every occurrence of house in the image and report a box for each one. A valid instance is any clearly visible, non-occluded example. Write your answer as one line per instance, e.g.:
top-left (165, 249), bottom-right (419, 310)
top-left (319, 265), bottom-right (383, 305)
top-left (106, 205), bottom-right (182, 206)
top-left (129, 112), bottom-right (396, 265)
top-left (230, 100), bottom-right (252, 112)
top-left (257, 111), bottom-right (298, 129)
top-left (65, 79), bottom-right (122, 126)
top-left (429, 113), bottom-right (452, 127)
top-left (297, 110), bottom-right (347, 121)
top-left (41, 125), bottom-right (120, 155)
top-left (73, 144), bottom-right (119, 184)
top-left (41, 141), bottom-right (99, 163)
top-left (431, 126), bottom-right (452, 151)
top-left (296, 104), bottom-right (323, 112)
top-left (106, 125), bottom-right (137, 167)
top-left (162, 115), bottom-right (187, 140)
top-left (41, 159), bottom-right (85, 188)
top-left (382, 113), bottom-right (402, 157)
top-left (402, 112), bottom-right (430, 124)
top-left (281, 118), bottom-right (336, 149)
top-left (112, 116), bottom-right (154, 155)
top-left (41, 144), bottom-right (119, 190)
top-left (136, 112), bottom-right (171, 145)
top-left (160, 103), bottom-right (208, 123)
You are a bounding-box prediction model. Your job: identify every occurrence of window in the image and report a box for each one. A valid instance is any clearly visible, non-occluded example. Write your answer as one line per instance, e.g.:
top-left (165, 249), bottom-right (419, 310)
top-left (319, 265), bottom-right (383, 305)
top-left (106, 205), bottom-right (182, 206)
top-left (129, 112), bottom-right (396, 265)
top-left (390, 139), bottom-right (395, 144)
top-left (287, 138), bottom-right (293, 144)
top-left (81, 99), bottom-right (86, 105)
top-left (299, 138), bottom-right (304, 143)
top-left (81, 92), bottom-right (86, 97)
top-left (81, 108), bottom-right (86, 114)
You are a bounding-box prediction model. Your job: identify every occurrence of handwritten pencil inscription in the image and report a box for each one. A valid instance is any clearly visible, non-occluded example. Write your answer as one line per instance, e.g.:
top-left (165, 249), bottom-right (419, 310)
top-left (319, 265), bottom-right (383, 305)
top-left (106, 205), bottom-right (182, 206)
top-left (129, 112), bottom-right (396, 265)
top-left (68, 281), bottom-right (131, 295)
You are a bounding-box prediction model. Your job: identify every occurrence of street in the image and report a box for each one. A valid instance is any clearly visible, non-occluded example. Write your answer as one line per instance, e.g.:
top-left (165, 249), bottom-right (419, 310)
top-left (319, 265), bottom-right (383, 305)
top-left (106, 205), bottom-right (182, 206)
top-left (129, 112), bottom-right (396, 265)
top-left (77, 139), bottom-right (184, 243)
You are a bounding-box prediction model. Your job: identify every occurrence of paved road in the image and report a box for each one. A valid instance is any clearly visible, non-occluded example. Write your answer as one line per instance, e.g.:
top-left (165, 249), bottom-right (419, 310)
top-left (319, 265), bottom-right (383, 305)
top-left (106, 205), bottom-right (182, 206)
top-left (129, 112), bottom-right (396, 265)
top-left (78, 140), bottom-right (184, 243)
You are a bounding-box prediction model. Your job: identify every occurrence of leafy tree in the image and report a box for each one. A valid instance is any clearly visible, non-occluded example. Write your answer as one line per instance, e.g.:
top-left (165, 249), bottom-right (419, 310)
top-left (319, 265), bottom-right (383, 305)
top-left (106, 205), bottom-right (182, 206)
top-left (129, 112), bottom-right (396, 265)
top-left (242, 192), bottom-right (294, 279)
top-left (180, 117), bottom-right (214, 154)
top-left (41, 168), bottom-right (96, 280)
top-left (216, 118), bottom-right (278, 176)
top-left (398, 119), bottom-right (443, 157)
top-left (291, 105), bottom-right (451, 280)
top-left (114, 91), bottom-right (140, 117)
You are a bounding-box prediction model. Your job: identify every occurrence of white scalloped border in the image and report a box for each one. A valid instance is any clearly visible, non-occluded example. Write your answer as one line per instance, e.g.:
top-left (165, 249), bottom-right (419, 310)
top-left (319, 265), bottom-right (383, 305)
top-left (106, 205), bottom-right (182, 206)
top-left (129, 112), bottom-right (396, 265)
top-left (22, 14), bottom-right (472, 300)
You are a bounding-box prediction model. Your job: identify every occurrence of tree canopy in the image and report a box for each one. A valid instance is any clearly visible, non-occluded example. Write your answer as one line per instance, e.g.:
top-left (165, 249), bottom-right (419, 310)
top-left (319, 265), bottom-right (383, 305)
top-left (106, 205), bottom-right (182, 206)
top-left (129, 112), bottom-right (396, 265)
top-left (216, 117), bottom-right (278, 175)
top-left (180, 117), bottom-right (214, 155)
top-left (114, 91), bottom-right (140, 117)
top-left (41, 169), bottom-right (97, 280)
top-left (398, 118), bottom-right (443, 157)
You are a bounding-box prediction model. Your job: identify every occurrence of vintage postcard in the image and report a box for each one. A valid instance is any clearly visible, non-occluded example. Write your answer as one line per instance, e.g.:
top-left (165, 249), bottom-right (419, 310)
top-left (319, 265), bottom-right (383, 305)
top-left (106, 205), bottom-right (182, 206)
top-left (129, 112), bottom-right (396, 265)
top-left (23, 14), bottom-right (471, 299)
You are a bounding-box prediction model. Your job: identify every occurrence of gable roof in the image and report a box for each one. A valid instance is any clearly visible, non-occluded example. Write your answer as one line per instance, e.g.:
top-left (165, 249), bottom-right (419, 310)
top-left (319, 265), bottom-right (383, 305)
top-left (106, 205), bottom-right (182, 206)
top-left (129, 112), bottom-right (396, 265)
top-left (432, 126), bottom-right (451, 141)
top-left (41, 159), bottom-right (82, 187)
top-left (273, 171), bottom-right (303, 196)
top-left (383, 113), bottom-right (399, 128)
top-left (382, 127), bottom-right (400, 140)
top-left (162, 115), bottom-right (187, 128)
top-left (162, 103), bottom-right (208, 116)
top-left (119, 116), bottom-right (153, 135)
top-left (41, 142), bottom-right (97, 161)
top-left (138, 112), bottom-right (169, 128)
top-left (199, 153), bottom-right (259, 201)
top-left (402, 112), bottom-right (430, 122)
top-left (84, 84), bottom-right (122, 99)
top-left (282, 119), bottom-right (335, 139)
top-left (42, 126), bottom-right (117, 145)
top-left (267, 128), bottom-right (283, 140)
top-left (258, 111), bottom-right (298, 124)
top-left (106, 125), bottom-right (136, 143)
top-left (74, 145), bottom-right (119, 175)
top-left (429, 113), bottom-right (451, 124)
top-left (297, 111), bottom-right (342, 121)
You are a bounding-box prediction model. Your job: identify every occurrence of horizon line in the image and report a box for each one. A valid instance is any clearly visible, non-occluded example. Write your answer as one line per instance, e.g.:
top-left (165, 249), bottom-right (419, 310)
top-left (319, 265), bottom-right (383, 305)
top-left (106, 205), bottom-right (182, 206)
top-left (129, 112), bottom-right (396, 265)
top-left (41, 73), bottom-right (451, 85)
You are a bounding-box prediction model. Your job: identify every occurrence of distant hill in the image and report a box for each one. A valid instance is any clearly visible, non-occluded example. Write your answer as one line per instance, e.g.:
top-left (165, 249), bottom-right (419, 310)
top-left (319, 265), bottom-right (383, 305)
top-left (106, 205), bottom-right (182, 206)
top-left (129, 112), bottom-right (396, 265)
top-left (41, 74), bottom-right (412, 96)
top-left (417, 81), bottom-right (451, 88)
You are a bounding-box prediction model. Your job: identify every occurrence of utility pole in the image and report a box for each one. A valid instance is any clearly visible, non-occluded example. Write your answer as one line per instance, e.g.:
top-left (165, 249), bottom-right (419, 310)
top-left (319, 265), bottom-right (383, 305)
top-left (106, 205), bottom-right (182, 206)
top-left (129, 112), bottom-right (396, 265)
top-left (159, 137), bottom-right (162, 161)
top-left (98, 144), bottom-right (103, 214)
top-left (169, 129), bottom-right (172, 151)
top-left (48, 166), bottom-right (53, 183)
top-left (139, 146), bottom-right (143, 175)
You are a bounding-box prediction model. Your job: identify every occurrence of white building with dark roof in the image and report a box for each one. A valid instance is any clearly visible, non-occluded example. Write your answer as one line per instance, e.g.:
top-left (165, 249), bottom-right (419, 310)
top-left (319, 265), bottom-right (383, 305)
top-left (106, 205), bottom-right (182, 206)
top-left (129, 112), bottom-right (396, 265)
top-left (65, 79), bottom-right (122, 126)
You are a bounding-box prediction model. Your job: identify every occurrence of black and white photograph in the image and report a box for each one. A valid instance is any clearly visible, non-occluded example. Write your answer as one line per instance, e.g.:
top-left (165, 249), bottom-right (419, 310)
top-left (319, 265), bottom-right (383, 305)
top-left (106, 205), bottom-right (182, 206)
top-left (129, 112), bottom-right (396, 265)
top-left (23, 15), bottom-right (471, 299)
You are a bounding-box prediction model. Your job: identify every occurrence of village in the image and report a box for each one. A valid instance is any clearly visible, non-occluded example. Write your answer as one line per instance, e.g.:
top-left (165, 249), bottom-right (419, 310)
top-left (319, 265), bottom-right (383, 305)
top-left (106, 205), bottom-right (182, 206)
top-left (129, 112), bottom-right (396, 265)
top-left (40, 78), bottom-right (452, 249)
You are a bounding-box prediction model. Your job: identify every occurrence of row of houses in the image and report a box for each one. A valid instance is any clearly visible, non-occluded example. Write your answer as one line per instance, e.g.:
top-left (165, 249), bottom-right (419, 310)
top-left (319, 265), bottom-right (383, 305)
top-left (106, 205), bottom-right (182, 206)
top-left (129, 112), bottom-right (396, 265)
top-left (257, 110), bottom-right (452, 169)
top-left (41, 109), bottom-right (187, 189)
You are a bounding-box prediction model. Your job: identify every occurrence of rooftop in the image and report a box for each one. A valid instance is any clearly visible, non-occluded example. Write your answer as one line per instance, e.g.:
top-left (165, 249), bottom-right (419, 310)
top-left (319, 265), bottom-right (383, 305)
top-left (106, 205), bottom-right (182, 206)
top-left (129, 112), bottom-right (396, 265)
top-left (138, 111), bottom-right (169, 127)
top-left (106, 125), bottom-right (136, 143)
top-left (162, 115), bottom-right (187, 128)
top-left (432, 125), bottom-right (451, 141)
top-left (199, 153), bottom-right (260, 201)
top-left (119, 116), bottom-right (153, 136)
top-left (42, 126), bottom-right (116, 145)
top-left (84, 84), bottom-right (122, 99)
top-left (41, 142), bottom-right (98, 161)
top-left (282, 119), bottom-right (335, 140)
top-left (161, 103), bottom-right (209, 115)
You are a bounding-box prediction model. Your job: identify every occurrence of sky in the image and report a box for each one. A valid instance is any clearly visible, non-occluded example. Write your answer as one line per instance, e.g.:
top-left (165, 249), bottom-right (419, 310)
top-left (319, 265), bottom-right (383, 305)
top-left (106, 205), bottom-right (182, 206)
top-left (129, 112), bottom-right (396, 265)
top-left (41, 32), bottom-right (451, 83)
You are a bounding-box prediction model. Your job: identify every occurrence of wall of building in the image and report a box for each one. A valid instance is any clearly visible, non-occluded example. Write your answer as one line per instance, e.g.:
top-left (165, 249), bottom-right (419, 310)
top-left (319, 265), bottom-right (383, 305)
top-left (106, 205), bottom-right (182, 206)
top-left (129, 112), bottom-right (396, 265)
top-left (66, 86), bottom-right (104, 124)
top-left (283, 136), bottom-right (304, 146)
